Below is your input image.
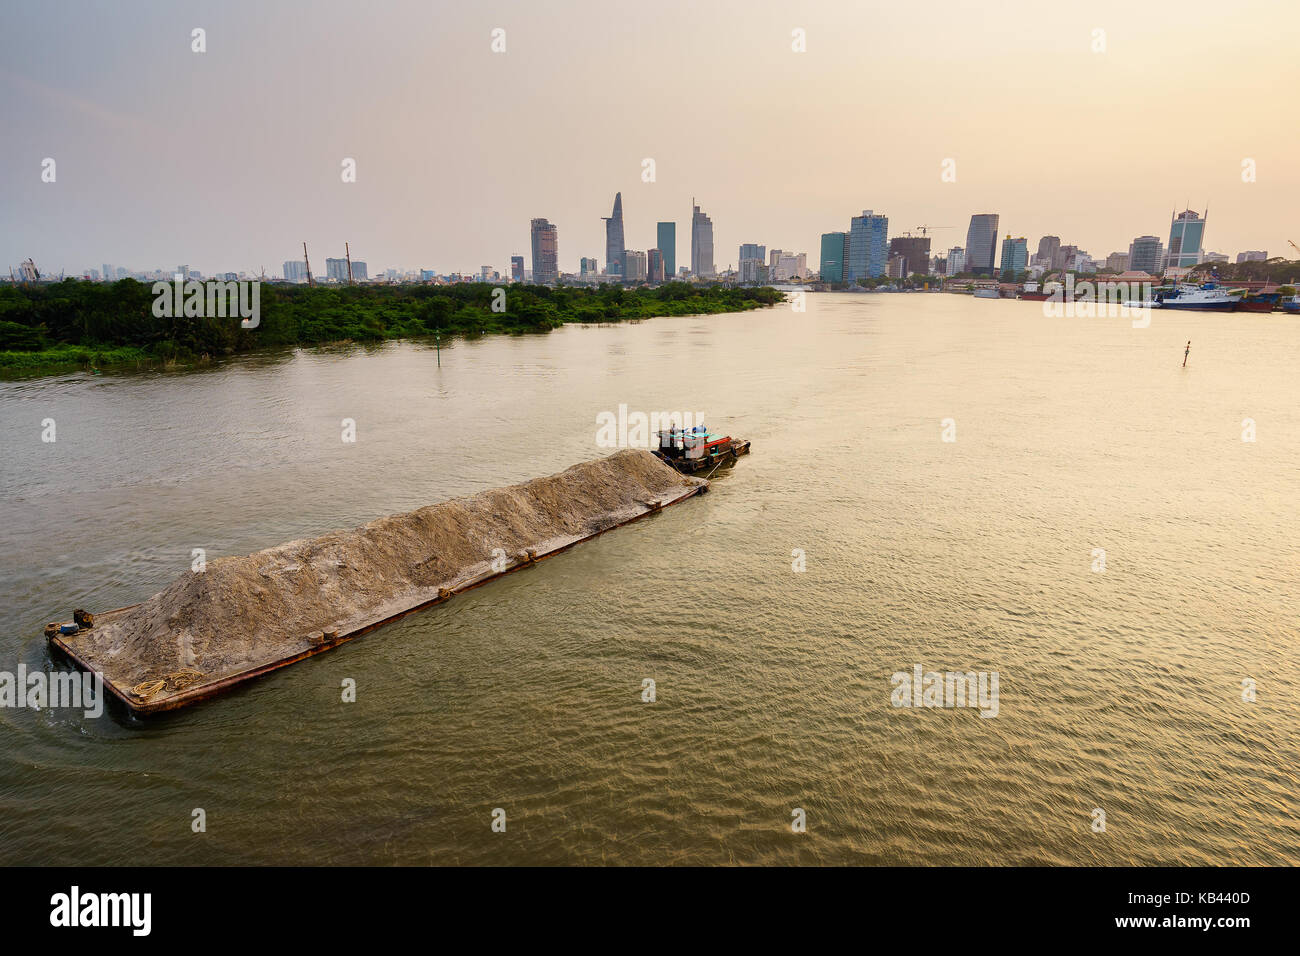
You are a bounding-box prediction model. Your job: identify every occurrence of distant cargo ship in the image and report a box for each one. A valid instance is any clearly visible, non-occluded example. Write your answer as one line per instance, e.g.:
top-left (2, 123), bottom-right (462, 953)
top-left (1237, 291), bottom-right (1279, 314)
top-left (1237, 291), bottom-right (1281, 313)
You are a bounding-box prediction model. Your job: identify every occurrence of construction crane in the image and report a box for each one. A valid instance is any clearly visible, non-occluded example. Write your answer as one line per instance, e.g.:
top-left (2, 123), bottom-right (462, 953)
top-left (303, 241), bottom-right (314, 287)
top-left (915, 225), bottom-right (953, 237)
top-left (1288, 239), bottom-right (1300, 257)
top-left (345, 242), bottom-right (354, 285)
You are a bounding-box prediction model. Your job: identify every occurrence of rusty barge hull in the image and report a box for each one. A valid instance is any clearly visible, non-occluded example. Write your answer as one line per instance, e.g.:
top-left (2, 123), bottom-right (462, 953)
top-left (46, 453), bottom-right (709, 716)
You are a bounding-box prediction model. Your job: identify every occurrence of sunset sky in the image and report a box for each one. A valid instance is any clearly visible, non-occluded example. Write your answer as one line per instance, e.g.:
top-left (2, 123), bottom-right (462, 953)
top-left (3, 0), bottom-right (1298, 277)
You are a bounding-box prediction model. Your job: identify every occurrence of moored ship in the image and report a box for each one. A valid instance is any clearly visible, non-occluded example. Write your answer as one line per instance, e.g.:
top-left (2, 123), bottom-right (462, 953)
top-left (1019, 281), bottom-right (1050, 301)
top-left (1153, 282), bottom-right (1241, 312)
top-left (1237, 290), bottom-right (1281, 313)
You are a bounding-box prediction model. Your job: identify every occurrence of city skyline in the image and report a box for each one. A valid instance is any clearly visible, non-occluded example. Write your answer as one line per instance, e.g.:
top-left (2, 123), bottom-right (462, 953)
top-left (47, 200), bottom-right (1252, 285)
top-left (3, 0), bottom-right (1298, 277)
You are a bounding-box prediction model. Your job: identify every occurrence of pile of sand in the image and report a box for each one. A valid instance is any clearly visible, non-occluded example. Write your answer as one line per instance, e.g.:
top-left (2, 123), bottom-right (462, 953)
top-left (68, 450), bottom-right (704, 701)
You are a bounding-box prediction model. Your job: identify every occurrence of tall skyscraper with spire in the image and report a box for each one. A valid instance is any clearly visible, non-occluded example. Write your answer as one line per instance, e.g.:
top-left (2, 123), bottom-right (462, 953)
top-left (691, 199), bottom-right (714, 277)
top-left (603, 192), bottom-right (625, 276)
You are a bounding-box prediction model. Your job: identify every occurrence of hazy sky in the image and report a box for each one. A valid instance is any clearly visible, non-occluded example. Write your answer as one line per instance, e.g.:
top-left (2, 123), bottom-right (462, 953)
top-left (3, 0), bottom-right (1298, 277)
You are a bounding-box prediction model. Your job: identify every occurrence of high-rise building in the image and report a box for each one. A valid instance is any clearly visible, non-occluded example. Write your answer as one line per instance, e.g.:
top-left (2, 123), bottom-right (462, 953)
top-left (1057, 245), bottom-right (1082, 271)
top-left (888, 235), bottom-right (931, 276)
top-left (946, 246), bottom-right (966, 274)
top-left (622, 250), bottom-right (647, 282)
top-left (511, 255), bottom-right (525, 281)
top-left (691, 201), bottom-right (714, 277)
top-left (999, 236), bottom-right (1028, 276)
top-left (283, 260), bottom-right (307, 282)
top-left (964, 214), bottom-right (999, 275)
top-left (530, 218), bottom-right (559, 284)
top-left (1035, 236), bottom-right (1060, 269)
top-left (1204, 252), bottom-right (1229, 264)
top-left (1105, 252), bottom-right (1131, 273)
top-left (656, 222), bottom-right (676, 278)
top-left (738, 257), bottom-right (766, 283)
top-left (604, 192), bottom-right (625, 276)
top-left (739, 243), bottom-right (766, 264)
top-left (1166, 209), bottom-right (1207, 269)
top-left (325, 258), bottom-right (349, 281)
top-left (579, 257), bottom-right (599, 277)
top-left (648, 249), bottom-right (664, 282)
top-left (1128, 235), bottom-right (1164, 275)
top-left (1236, 250), bottom-right (1267, 263)
top-left (351, 261), bottom-right (368, 281)
top-left (846, 210), bottom-right (888, 280)
top-left (819, 232), bottom-right (847, 283)
top-left (773, 252), bottom-right (807, 280)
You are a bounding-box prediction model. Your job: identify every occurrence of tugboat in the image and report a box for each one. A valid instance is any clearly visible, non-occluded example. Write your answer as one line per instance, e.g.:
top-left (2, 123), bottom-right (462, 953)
top-left (654, 425), bottom-right (751, 475)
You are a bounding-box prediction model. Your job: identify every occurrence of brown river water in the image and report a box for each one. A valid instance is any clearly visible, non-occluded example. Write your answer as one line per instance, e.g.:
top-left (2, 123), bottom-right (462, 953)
top-left (1, 292), bottom-right (1297, 865)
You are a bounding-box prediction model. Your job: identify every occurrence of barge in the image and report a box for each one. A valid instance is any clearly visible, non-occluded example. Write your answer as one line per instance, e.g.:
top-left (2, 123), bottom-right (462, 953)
top-left (45, 450), bottom-right (710, 715)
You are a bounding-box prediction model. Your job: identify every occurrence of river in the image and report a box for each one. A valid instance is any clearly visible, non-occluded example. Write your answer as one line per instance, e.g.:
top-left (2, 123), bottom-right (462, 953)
top-left (1, 292), bottom-right (1296, 865)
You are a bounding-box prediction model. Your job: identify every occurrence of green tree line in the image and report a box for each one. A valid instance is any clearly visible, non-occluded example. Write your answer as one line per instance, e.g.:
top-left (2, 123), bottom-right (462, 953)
top-left (0, 280), bottom-right (783, 372)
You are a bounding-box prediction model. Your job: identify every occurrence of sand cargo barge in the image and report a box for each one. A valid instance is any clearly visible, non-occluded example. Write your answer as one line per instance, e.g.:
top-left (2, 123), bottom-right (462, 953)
top-left (47, 450), bottom-right (709, 715)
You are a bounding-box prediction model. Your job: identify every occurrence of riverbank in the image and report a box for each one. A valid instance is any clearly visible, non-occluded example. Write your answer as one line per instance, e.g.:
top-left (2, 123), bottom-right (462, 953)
top-left (0, 280), bottom-right (784, 377)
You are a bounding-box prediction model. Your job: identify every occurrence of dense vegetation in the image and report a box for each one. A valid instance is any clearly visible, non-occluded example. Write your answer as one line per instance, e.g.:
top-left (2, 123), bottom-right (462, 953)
top-left (1188, 259), bottom-right (1300, 284)
top-left (0, 280), bottom-right (783, 373)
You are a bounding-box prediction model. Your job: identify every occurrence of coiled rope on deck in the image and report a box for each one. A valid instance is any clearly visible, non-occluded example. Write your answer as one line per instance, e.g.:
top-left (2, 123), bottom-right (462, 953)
top-left (131, 669), bottom-right (206, 701)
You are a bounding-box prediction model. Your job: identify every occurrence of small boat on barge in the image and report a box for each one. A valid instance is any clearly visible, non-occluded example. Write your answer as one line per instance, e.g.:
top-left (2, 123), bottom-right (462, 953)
top-left (653, 426), bottom-right (751, 475)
